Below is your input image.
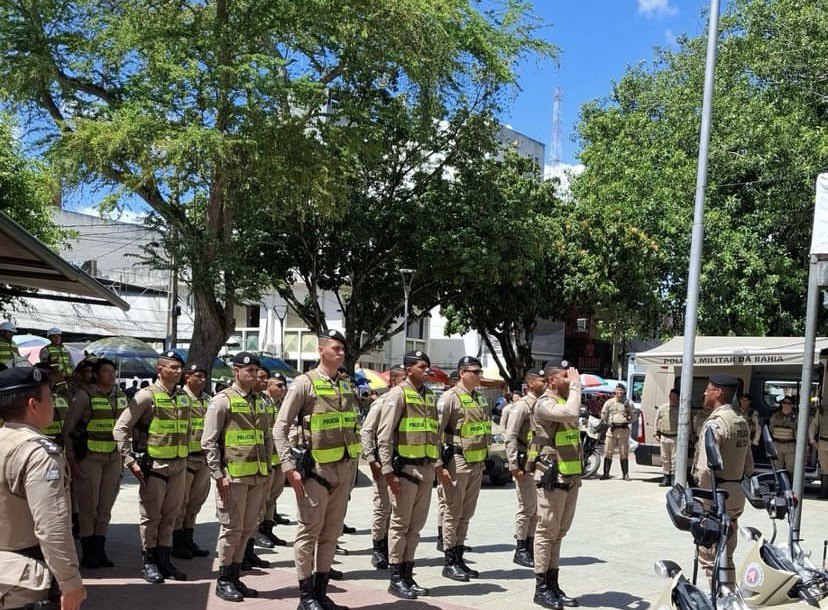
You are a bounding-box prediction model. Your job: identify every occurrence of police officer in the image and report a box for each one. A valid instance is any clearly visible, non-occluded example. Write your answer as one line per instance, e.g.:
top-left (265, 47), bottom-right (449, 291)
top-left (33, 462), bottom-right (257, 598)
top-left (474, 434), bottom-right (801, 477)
top-left (692, 373), bottom-right (753, 584)
top-left (769, 396), bottom-right (797, 472)
top-left (599, 384), bottom-right (633, 480)
top-left (361, 364), bottom-right (406, 571)
top-left (201, 352), bottom-right (271, 601)
top-left (0, 321), bottom-right (24, 368)
top-left (63, 358), bottom-right (126, 569)
top-left (654, 388), bottom-right (679, 487)
top-left (504, 368), bottom-right (546, 568)
top-left (171, 364), bottom-right (212, 560)
top-left (39, 329), bottom-right (74, 377)
top-left (113, 350), bottom-right (190, 584)
top-left (256, 373), bottom-right (290, 548)
top-left (376, 352), bottom-right (438, 599)
top-left (41, 365), bottom-right (72, 449)
top-left (436, 356), bottom-right (492, 582)
top-left (0, 366), bottom-right (86, 610)
top-left (527, 366), bottom-right (582, 609)
top-left (808, 402), bottom-right (828, 498)
top-left (434, 369), bottom-right (459, 553)
top-left (274, 330), bottom-right (360, 610)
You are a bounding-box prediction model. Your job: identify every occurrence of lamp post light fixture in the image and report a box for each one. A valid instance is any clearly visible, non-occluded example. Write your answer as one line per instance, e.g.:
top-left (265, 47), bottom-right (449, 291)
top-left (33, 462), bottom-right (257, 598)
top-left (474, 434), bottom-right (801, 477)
top-left (400, 268), bottom-right (415, 352)
top-left (273, 302), bottom-right (288, 358)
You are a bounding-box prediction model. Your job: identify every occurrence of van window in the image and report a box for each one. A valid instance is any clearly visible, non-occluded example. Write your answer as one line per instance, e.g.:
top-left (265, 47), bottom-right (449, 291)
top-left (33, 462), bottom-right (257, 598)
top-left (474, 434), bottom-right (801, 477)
top-left (761, 380), bottom-right (819, 412)
top-left (629, 374), bottom-right (645, 403)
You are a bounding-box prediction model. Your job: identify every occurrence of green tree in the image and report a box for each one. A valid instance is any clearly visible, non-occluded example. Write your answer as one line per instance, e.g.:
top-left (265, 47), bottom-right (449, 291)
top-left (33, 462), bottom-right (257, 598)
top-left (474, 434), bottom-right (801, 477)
top-left (573, 0), bottom-right (828, 339)
top-left (0, 0), bottom-right (551, 368)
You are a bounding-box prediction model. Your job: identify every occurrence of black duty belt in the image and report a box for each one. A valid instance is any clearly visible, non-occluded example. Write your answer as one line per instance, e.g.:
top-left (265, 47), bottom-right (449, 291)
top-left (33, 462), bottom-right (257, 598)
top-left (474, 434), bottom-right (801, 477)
top-left (308, 471), bottom-right (332, 492)
top-left (820, 436), bottom-right (828, 441)
top-left (611, 424), bottom-right (629, 430)
top-left (660, 432), bottom-right (677, 437)
top-left (397, 456), bottom-right (434, 466)
top-left (773, 439), bottom-right (795, 444)
top-left (719, 478), bottom-right (743, 483)
top-left (397, 470), bottom-right (421, 485)
top-left (13, 545), bottom-right (44, 561)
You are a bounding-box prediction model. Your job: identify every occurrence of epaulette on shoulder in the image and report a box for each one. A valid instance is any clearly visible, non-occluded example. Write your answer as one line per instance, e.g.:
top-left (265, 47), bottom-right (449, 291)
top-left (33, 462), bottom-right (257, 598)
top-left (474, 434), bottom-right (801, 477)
top-left (28, 436), bottom-right (61, 455)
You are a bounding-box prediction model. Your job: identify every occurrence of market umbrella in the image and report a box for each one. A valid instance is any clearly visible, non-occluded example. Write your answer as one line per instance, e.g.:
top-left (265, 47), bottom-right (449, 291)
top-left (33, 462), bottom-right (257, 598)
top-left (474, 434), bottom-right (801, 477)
top-left (354, 367), bottom-right (388, 390)
top-left (19, 344), bottom-right (84, 367)
top-left (425, 366), bottom-right (450, 386)
top-left (84, 336), bottom-right (160, 379)
top-left (12, 334), bottom-right (50, 348)
top-left (580, 373), bottom-right (605, 387)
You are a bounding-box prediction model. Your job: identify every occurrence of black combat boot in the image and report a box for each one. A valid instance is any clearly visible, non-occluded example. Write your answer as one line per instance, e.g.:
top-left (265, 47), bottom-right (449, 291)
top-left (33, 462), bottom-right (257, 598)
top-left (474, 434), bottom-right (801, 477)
top-left (241, 538), bottom-right (270, 570)
top-left (297, 576), bottom-right (324, 610)
top-left (436, 526), bottom-right (444, 551)
top-left (215, 564), bottom-right (243, 602)
top-left (95, 535), bottom-right (114, 567)
top-left (388, 563), bottom-right (416, 599)
top-left (313, 571), bottom-right (348, 610)
top-left (370, 538), bottom-right (388, 569)
top-left (231, 562), bottom-right (258, 598)
top-left (621, 459), bottom-right (631, 481)
top-left (156, 546), bottom-right (188, 580)
top-left (402, 561), bottom-right (428, 596)
top-left (514, 539), bottom-right (534, 567)
top-left (171, 529), bottom-right (194, 559)
top-left (534, 572), bottom-right (563, 609)
top-left (527, 536), bottom-right (535, 561)
top-left (254, 522), bottom-right (275, 548)
top-left (80, 536), bottom-right (101, 569)
top-left (456, 545), bottom-right (479, 578)
top-left (183, 527), bottom-right (211, 557)
top-left (548, 568), bottom-right (578, 607)
top-left (141, 548), bottom-right (165, 584)
top-left (442, 547), bottom-right (469, 582)
top-left (274, 511), bottom-right (291, 525)
top-left (328, 567), bottom-right (343, 580)
top-left (659, 473), bottom-right (670, 487)
top-left (258, 519), bottom-right (288, 546)
top-left (599, 458), bottom-right (611, 480)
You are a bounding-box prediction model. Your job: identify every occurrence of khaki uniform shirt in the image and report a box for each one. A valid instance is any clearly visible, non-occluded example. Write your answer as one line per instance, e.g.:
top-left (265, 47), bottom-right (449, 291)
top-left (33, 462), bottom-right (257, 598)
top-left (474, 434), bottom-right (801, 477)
top-left (654, 402), bottom-right (679, 435)
top-left (504, 392), bottom-right (536, 472)
top-left (376, 378), bottom-right (433, 474)
top-left (113, 381), bottom-right (185, 468)
top-left (601, 397), bottom-right (632, 425)
top-left (437, 384), bottom-right (491, 473)
top-left (360, 396), bottom-right (384, 463)
top-left (809, 407), bottom-right (828, 443)
top-left (63, 383), bottom-right (120, 461)
top-left (693, 405), bottom-right (754, 485)
top-left (0, 423), bottom-right (83, 593)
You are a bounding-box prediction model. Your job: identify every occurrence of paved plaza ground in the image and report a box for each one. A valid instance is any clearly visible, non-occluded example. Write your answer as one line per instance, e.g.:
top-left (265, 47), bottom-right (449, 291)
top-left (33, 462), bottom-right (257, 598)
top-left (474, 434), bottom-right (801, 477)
top-left (79, 461), bottom-right (828, 609)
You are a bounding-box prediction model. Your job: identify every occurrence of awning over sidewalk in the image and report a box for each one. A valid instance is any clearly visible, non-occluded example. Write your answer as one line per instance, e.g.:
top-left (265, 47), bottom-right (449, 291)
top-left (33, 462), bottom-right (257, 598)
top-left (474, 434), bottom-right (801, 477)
top-left (0, 211), bottom-right (129, 310)
top-left (634, 336), bottom-right (828, 367)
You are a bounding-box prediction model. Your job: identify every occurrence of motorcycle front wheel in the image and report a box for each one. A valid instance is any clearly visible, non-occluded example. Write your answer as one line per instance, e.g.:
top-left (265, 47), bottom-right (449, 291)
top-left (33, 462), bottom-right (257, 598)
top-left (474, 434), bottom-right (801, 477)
top-left (582, 449), bottom-right (601, 478)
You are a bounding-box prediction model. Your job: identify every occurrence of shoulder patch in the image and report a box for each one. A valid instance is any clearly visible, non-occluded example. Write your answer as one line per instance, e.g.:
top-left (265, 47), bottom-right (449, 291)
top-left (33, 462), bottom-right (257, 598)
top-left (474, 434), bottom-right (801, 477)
top-left (29, 436), bottom-right (61, 455)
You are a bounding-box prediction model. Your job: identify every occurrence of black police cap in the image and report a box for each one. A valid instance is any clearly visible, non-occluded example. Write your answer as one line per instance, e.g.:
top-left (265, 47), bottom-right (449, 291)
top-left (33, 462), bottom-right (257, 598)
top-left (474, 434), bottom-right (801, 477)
top-left (184, 363), bottom-right (208, 375)
top-left (403, 350), bottom-right (430, 367)
top-left (390, 363), bottom-right (407, 373)
top-left (709, 373), bottom-right (739, 388)
top-left (525, 367), bottom-right (546, 378)
top-left (458, 356), bottom-right (482, 369)
top-left (272, 373), bottom-right (287, 383)
top-left (231, 352), bottom-right (261, 367)
top-left (92, 358), bottom-right (116, 372)
top-left (0, 367), bottom-right (50, 393)
top-left (159, 350), bottom-right (185, 365)
top-left (318, 329), bottom-right (347, 347)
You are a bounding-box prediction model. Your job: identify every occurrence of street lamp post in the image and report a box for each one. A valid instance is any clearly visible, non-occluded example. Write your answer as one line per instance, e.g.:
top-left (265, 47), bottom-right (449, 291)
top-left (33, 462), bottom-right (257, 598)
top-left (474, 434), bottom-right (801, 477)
top-left (273, 302), bottom-right (288, 359)
top-left (400, 268), bottom-right (415, 355)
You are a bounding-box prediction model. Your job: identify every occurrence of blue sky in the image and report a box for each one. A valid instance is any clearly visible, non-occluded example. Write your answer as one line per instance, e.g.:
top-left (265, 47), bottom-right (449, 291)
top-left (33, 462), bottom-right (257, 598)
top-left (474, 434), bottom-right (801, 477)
top-left (500, 0), bottom-right (719, 165)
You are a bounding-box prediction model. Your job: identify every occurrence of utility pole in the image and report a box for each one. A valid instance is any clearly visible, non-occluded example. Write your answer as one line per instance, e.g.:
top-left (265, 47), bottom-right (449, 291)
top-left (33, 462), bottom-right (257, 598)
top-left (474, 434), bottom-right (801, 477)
top-left (400, 269), bottom-right (414, 355)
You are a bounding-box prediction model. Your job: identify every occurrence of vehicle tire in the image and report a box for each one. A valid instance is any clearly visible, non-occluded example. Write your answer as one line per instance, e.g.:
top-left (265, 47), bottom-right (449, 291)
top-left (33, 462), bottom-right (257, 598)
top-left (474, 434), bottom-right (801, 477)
top-left (582, 449), bottom-right (601, 479)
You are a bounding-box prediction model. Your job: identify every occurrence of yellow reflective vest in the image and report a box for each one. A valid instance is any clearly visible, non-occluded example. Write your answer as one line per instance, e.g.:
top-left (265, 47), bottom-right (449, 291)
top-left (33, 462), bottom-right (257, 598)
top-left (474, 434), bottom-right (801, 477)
top-left (306, 370), bottom-right (361, 464)
top-left (451, 390), bottom-right (491, 464)
top-left (86, 390), bottom-right (128, 454)
top-left (223, 390), bottom-right (269, 478)
top-left (396, 384), bottom-right (439, 460)
top-left (147, 391), bottom-right (190, 459)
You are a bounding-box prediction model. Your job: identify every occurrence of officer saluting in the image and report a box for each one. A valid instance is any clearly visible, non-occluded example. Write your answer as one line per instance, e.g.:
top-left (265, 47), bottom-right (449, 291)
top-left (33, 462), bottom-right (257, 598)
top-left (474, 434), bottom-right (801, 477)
top-left (274, 329), bottom-right (360, 610)
top-left (0, 366), bottom-right (86, 610)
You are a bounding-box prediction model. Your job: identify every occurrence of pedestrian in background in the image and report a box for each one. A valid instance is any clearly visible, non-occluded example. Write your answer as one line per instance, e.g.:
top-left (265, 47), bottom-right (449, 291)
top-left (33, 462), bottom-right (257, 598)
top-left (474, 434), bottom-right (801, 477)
top-left (599, 384), bottom-right (633, 480)
top-left (654, 388), bottom-right (679, 487)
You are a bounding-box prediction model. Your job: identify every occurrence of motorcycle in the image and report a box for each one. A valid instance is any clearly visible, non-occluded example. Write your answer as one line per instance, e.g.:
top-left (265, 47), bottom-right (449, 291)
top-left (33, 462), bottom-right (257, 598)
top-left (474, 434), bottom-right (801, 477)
top-left (737, 424), bottom-right (828, 608)
top-left (579, 407), bottom-right (606, 478)
top-left (655, 426), bottom-right (749, 609)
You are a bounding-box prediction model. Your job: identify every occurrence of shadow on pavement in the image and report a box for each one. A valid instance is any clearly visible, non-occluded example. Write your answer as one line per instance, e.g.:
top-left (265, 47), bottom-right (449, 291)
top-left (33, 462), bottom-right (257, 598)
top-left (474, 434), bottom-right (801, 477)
top-left (560, 555), bottom-right (607, 567)
top-left (427, 582), bottom-right (507, 597)
top-left (577, 590), bottom-right (652, 609)
top-left (84, 581), bottom-right (213, 609)
top-left (479, 568), bottom-right (533, 580)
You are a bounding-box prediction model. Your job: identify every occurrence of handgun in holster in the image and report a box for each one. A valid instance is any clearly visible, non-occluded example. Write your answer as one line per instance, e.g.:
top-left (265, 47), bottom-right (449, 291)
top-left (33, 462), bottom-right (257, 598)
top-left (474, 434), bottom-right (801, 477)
top-left (440, 444), bottom-right (455, 465)
top-left (70, 421), bottom-right (88, 461)
top-left (291, 446), bottom-right (331, 491)
top-left (517, 451), bottom-right (527, 471)
top-left (537, 458), bottom-right (572, 491)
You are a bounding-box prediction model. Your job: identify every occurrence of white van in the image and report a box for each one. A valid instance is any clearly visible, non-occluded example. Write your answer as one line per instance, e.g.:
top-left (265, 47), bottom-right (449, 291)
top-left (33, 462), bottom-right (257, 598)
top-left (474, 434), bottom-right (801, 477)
top-left (630, 336), bottom-right (827, 478)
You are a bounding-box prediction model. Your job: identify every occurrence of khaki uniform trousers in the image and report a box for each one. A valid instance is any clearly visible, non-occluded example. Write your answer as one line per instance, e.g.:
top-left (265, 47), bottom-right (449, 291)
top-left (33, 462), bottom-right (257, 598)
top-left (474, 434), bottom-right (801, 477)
top-left (0, 552), bottom-right (51, 609)
top-left (698, 481), bottom-right (745, 582)
top-left (604, 427), bottom-right (630, 459)
top-left (139, 457), bottom-right (187, 549)
top-left (436, 481), bottom-right (445, 528)
top-left (294, 459), bottom-right (357, 580)
top-left (176, 454), bottom-right (211, 530)
top-left (514, 472), bottom-right (538, 540)
top-left (388, 463), bottom-right (435, 563)
top-left (75, 450), bottom-right (122, 537)
top-left (264, 468), bottom-right (286, 521)
top-left (441, 454), bottom-right (484, 549)
top-left (370, 470), bottom-right (392, 541)
top-left (659, 435), bottom-right (677, 475)
top-left (534, 478), bottom-right (580, 572)
top-left (817, 439), bottom-right (828, 472)
top-left (774, 441), bottom-right (796, 472)
top-left (216, 474), bottom-right (269, 565)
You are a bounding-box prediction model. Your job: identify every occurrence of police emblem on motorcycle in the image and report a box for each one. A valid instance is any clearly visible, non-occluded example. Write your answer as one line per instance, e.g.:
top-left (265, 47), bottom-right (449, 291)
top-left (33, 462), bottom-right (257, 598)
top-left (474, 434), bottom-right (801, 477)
top-left (743, 562), bottom-right (764, 588)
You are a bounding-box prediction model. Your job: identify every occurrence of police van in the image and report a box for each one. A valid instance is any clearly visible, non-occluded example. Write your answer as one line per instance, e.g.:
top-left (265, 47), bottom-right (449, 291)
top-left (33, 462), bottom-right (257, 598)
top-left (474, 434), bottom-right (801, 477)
top-left (630, 336), bottom-right (826, 482)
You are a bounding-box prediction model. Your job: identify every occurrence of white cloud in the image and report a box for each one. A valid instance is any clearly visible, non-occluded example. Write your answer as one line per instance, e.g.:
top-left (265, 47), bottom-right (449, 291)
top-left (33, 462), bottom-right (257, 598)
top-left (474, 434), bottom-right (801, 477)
top-left (664, 28), bottom-right (679, 47)
top-left (638, 0), bottom-right (679, 18)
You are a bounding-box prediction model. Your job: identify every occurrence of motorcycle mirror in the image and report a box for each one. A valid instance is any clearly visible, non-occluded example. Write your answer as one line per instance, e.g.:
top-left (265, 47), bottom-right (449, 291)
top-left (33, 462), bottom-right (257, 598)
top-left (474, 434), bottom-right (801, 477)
top-left (653, 560), bottom-right (682, 579)
top-left (761, 424), bottom-right (778, 460)
top-left (704, 425), bottom-right (723, 472)
top-left (739, 525), bottom-right (761, 542)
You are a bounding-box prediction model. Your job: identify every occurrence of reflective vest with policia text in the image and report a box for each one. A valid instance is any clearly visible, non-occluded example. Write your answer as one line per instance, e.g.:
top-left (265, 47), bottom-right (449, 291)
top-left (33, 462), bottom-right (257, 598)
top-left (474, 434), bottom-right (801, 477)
top-left (306, 370), bottom-right (361, 464)
top-left (147, 391), bottom-right (190, 459)
top-left (86, 391), bottom-right (128, 453)
top-left (43, 391), bottom-right (71, 447)
top-left (45, 344), bottom-right (74, 376)
top-left (265, 398), bottom-right (281, 467)
top-left (223, 391), bottom-right (269, 477)
top-left (526, 396), bottom-right (582, 476)
top-left (188, 393), bottom-right (209, 455)
top-left (452, 391), bottom-right (492, 464)
top-left (397, 387), bottom-right (439, 460)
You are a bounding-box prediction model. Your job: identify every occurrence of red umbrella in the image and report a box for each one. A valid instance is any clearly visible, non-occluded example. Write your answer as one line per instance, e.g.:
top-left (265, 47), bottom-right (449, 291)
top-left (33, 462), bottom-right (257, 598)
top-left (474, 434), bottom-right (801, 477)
top-left (425, 366), bottom-right (450, 385)
top-left (580, 373), bottom-right (605, 387)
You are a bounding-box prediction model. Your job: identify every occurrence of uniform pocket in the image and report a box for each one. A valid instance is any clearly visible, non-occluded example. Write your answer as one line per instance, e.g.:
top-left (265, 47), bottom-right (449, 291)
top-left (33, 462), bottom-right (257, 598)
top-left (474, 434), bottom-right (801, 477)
top-left (0, 552), bottom-right (50, 590)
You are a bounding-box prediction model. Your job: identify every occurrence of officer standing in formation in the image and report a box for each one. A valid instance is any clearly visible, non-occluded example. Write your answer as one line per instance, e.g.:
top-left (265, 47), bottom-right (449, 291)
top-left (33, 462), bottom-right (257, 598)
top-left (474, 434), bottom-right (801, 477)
top-left (39, 328), bottom-right (74, 377)
top-left (599, 383), bottom-right (633, 481)
top-left (528, 366), bottom-right (582, 610)
top-left (0, 321), bottom-right (24, 368)
top-left (113, 351), bottom-right (190, 584)
top-left (654, 388), bottom-right (680, 487)
top-left (434, 369), bottom-right (459, 553)
top-left (376, 351), bottom-right (438, 600)
top-left (63, 358), bottom-right (126, 569)
top-left (809, 401), bottom-right (828, 498)
top-left (504, 368), bottom-right (546, 568)
top-left (257, 372), bottom-right (290, 548)
top-left (436, 356), bottom-right (491, 582)
top-left (201, 352), bottom-right (271, 601)
top-left (274, 330), bottom-right (359, 610)
top-left (692, 373), bottom-right (753, 584)
top-left (0, 366), bottom-right (86, 610)
top-left (769, 396), bottom-right (797, 472)
top-left (361, 363), bottom-right (406, 571)
top-left (171, 363), bottom-right (212, 559)
top-left (41, 363), bottom-right (72, 449)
